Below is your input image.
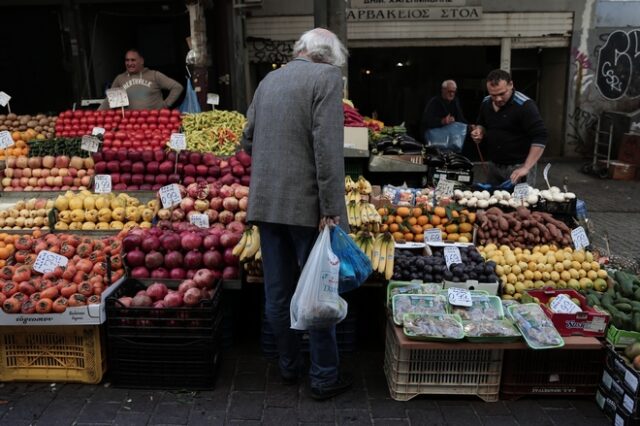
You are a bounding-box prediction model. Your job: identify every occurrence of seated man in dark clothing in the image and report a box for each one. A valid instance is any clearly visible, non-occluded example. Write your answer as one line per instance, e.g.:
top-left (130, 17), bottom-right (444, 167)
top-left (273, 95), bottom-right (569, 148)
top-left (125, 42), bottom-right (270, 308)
top-left (420, 79), bottom-right (467, 142)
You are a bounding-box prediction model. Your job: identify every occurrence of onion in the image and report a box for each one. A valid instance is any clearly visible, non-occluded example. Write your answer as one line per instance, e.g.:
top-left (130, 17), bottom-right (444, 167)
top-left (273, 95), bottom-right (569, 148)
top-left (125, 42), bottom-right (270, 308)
top-left (183, 288), bottom-right (202, 306)
top-left (164, 250), bottom-right (184, 269)
top-left (181, 232), bottom-right (203, 251)
top-left (144, 251), bottom-right (164, 270)
top-left (131, 266), bottom-right (150, 278)
top-left (126, 248), bottom-right (146, 267)
top-left (193, 269), bottom-right (215, 289)
top-left (232, 165), bottom-right (245, 177)
top-left (236, 150), bottom-right (252, 167)
top-left (164, 292), bottom-right (183, 308)
top-left (146, 282), bottom-right (169, 301)
top-left (184, 250), bottom-right (203, 269)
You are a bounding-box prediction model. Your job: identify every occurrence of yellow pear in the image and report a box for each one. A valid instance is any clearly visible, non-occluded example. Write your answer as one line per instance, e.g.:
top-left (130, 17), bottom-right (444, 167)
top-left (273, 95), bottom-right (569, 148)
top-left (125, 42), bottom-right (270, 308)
top-left (68, 197), bottom-right (84, 211)
top-left (83, 196), bottom-right (96, 211)
top-left (54, 196), bottom-right (69, 211)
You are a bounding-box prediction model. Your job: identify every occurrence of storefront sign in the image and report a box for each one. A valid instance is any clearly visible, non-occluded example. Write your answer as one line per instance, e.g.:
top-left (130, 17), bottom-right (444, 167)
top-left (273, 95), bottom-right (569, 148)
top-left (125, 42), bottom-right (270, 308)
top-left (346, 6), bottom-right (482, 21)
top-left (351, 0), bottom-right (468, 7)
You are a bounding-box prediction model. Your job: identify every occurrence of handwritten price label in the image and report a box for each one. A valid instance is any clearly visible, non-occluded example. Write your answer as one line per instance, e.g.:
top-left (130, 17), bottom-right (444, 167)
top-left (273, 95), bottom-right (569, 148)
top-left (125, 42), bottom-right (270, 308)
top-left (189, 213), bottom-right (209, 228)
top-left (207, 93), bottom-right (220, 106)
top-left (549, 294), bottom-right (582, 314)
top-left (169, 133), bottom-right (186, 151)
top-left (33, 250), bottom-right (69, 274)
top-left (447, 287), bottom-right (472, 307)
top-left (106, 88), bottom-right (129, 108)
top-left (571, 226), bottom-right (590, 250)
top-left (81, 135), bottom-right (101, 152)
top-left (513, 183), bottom-right (530, 200)
top-left (0, 91), bottom-right (11, 107)
top-left (92, 127), bottom-right (105, 136)
top-left (93, 175), bottom-right (112, 193)
top-left (436, 178), bottom-right (455, 198)
top-left (159, 184), bottom-right (183, 209)
top-left (444, 246), bottom-right (462, 270)
top-left (0, 131), bottom-right (14, 149)
top-left (424, 228), bottom-right (443, 243)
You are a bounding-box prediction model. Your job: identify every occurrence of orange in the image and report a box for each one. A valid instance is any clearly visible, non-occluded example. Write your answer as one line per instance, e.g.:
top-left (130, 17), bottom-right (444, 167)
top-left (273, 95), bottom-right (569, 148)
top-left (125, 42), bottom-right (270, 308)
top-left (423, 223), bottom-right (434, 230)
top-left (407, 217), bottom-right (417, 226)
top-left (411, 225), bottom-right (423, 234)
top-left (389, 223), bottom-right (399, 233)
top-left (403, 233), bottom-right (414, 242)
top-left (414, 233), bottom-right (424, 242)
top-left (417, 215), bottom-right (428, 226)
top-left (445, 224), bottom-right (458, 234)
top-left (380, 223), bottom-right (389, 232)
top-left (451, 210), bottom-right (459, 218)
top-left (446, 233), bottom-right (460, 242)
top-left (430, 215), bottom-right (441, 226)
top-left (434, 206), bottom-right (446, 218)
top-left (459, 222), bottom-right (473, 233)
top-left (395, 215), bottom-right (404, 224)
top-left (392, 231), bottom-right (404, 242)
top-left (396, 206), bottom-right (411, 217)
top-left (412, 207), bottom-right (422, 217)
top-left (467, 212), bottom-right (477, 223)
top-left (378, 207), bottom-right (388, 216)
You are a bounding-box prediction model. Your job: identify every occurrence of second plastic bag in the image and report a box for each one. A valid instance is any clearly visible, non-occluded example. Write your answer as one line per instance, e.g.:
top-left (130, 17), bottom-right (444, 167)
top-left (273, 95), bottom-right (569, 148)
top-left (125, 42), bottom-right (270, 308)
top-left (290, 227), bottom-right (348, 330)
top-left (330, 226), bottom-right (372, 293)
top-left (425, 122), bottom-right (467, 153)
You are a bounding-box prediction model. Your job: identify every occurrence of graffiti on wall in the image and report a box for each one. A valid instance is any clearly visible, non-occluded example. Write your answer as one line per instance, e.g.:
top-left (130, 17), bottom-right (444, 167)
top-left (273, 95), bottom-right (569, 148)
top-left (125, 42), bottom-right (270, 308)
top-left (596, 29), bottom-right (640, 100)
top-left (567, 107), bottom-right (599, 154)
top-left (572, 48), bottom-right (594, 96)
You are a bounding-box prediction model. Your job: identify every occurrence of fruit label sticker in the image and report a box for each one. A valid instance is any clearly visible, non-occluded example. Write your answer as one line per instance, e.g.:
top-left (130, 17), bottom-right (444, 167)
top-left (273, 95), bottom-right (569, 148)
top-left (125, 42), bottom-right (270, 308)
top-left (0, 91), bottom-right (11, 107)
top-left (189, 213), bottom-right (209, 228)
top-left (92, 127), bottom-right (105, 136)
top-left (0, 130), bottom-right (14, 149)
top-left (549, 294), bottom-right (582, 314)
top-left (81, 135), bottom-right (101, 152)
top-left (436, 178), bottom-right (455, 198)
top-left (106, 88), bottom-right (129, 108)
top-left (447, 287), bottom-right (472, 307)
top-left (571, 226), bottom-right (590, 250)
top-left (513, 183), bottom-right (530, 200)
top-left (169, 133), bottom-right (186, 151)
top-left (159, 184), bottom-right (182, 209)
top-left (94, 175), bottom-right (112, 194)
top-left (444, 246), bottom-right (462, 269)
top-left (424, 228), bottom-right (443, 243)
top-left (33, 250), bottom-right (69, 274)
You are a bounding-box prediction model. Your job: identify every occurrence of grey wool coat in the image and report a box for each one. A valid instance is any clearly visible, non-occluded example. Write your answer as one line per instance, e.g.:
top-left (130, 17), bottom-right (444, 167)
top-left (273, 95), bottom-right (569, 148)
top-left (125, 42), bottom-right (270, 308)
top-left (241, 58), bottom-right (348, 230)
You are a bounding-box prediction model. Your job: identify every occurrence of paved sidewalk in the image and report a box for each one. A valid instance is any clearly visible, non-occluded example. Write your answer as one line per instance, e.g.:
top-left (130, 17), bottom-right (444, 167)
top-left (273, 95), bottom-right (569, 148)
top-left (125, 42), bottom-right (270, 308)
top-left (0, 160), bottom-right (633, 425)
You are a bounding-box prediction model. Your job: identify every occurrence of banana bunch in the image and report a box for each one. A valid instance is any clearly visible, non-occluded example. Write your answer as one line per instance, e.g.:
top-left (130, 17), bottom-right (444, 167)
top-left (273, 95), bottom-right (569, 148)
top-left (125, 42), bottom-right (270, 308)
top-left (351, 231), bottom-right (395, 280)
top-left (233, 225), bottom-right (261, 262)
top-left (347, 200), bottom-right (382, 229)
top-left (243, 256), bottom-right (263, 277)
top-left (345, 175), bottom-right (359, 192)
top-left (344, 175), bottom-right (372, 195)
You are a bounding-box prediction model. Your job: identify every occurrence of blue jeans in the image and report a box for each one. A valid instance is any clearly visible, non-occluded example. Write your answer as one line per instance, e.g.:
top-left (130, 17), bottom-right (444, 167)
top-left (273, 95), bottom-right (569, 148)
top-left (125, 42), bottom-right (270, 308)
top-left (259, 222), bottom-right (339, 388)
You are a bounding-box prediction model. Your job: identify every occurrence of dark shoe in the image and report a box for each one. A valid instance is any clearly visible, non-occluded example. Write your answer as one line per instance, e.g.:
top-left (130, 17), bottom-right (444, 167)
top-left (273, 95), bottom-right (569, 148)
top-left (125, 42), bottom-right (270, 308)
top-left (309, 373), bottom-right (353, 400)
top-left (281, 373), bottom-right (299, 385)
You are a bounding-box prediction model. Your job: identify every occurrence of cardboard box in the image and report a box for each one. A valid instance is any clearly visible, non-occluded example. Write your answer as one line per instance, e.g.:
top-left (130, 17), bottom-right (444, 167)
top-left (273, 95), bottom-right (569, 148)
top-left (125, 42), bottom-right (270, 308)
top-left (0, 277), bottom-right (124, 326)
top-left (608, 161), bottom-right (637, 181)
top-left (344, 127), bottom-right (369, 152)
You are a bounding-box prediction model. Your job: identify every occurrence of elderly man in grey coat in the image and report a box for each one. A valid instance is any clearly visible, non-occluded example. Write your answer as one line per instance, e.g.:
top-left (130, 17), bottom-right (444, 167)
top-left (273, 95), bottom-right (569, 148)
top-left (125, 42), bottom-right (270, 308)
top-left (241, 28), bottom-right (351, 400)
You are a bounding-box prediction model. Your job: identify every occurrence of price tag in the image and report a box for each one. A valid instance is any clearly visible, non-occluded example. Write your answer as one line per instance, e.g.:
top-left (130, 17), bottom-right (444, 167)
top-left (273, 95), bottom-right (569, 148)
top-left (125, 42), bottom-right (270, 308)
top-left (623, 394), bottom-right (635, 413)
top-left (0, 130), bottom-right (14, 149)
top-left (169, 133), bottom-right (186, 151)
top-left (571, 226), bottom-right (590, 250)
top-left (444, 246), bottom-right (462, 269)
top-left (549, 294), bottom-right (582, 314)
top-left (92, 127), bottom-right (105, 136)
top-left (625, 370), bottom-right (639, 392)
top-left (81, 135), bottom-right (101, 152)
top-left (33, 250), bottom-right (69, 274)
top-left (189, 213), bottom-right (209, 228)
top-left (106, 88), bottom-right (129, 108)
top-left (513, 183), bottom-right (530, 200)
top-left (94, 175), bottom-right (112, 193)
top-left (602, 370), bottom-right (613, 389)
top-left (0, 91), bottom-right (11, 107)
top-left (447, 287), bottom-right (472, 307)
top-left (436, 178), bottom-right (455, 198)
top-left (543, 163), bottom-right (552, 188)
top-left (424, 228), bottom-right (443, 243)
top-left (207, 93), bottom-right (220, 106)
top-left (159, 184), bottom-right (183, 209)
top-left (615, 414), bottom-right (625, 426)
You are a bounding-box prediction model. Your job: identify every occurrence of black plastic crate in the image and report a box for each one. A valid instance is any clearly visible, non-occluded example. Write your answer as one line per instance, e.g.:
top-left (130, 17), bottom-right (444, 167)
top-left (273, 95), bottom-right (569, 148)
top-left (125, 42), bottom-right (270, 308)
top-left (261, 312), bottom-right (357, 359)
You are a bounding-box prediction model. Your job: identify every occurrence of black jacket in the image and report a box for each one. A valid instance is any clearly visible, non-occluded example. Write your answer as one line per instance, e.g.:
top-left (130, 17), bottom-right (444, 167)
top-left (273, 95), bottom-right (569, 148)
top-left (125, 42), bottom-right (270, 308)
top-left (420, 95), bottom-right (467, 136)
top-left (476, 90), bottom-right (547, 165)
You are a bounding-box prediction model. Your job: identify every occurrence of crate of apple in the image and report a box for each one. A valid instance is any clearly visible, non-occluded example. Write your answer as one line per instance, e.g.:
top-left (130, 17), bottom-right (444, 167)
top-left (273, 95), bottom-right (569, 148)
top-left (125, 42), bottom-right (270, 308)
top-left (1, 155), bottom-right (94, 191)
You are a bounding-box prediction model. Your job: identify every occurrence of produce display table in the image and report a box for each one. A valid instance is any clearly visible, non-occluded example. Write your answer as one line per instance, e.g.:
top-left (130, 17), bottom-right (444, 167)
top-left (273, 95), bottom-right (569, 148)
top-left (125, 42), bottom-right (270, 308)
top-left (384, 317), bottom-right (604, 402)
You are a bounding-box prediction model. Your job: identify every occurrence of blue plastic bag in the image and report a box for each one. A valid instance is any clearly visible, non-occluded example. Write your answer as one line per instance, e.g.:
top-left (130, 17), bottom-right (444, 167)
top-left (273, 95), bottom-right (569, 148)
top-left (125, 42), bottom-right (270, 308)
top-left (425, 122), bottom-right (467, 153)
top-left (330, 226), bottom-right (373, 293)
top-left (179, 79), bottom-right (201, 114)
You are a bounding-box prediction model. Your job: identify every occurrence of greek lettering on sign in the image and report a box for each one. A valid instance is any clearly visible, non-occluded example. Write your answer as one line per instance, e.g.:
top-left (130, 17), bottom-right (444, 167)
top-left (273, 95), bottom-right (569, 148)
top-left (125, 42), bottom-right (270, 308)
top-left (159, 184), bottom-right (183, 209)
top-left (33, 250), bottom-right (69, 274)
top-left (106, 88), bottom-right (129, 108)
top-left (447, 287), bottom-right (472, 307)
top-left (169, 133), bottom-right (186, 151)
top-left (0, 131), bottom-right (14, 149)
top-left (424, 228), bottom-right (443, 243)
top-left (513, 183), bottom-right (530, 200)
top-left (81, 135), bottom-right (101, 152)
top-left (94, 175), bottom-right (112, 194)
top-left (189, 214), bottom-right (209, 228)
top-left (436, 178), bottom-right (455, 198)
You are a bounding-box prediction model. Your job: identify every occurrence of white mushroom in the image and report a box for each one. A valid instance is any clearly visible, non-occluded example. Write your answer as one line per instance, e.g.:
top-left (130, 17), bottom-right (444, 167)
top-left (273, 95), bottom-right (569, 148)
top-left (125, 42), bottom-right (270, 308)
top-left (526, 194), bottom-right (539, 205)
top-left (477, 199), bottom-right (490, 209)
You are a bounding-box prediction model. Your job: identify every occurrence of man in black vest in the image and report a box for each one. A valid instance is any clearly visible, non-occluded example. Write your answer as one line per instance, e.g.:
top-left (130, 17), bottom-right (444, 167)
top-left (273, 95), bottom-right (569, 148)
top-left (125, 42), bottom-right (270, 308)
top-left (420, 79), bottom-right (467, 142)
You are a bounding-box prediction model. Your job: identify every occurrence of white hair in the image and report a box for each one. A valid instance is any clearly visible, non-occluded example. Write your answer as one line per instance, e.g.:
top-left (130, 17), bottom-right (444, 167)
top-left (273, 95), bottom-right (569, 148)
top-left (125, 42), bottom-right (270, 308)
top-left (292, 28), bottom-right (348, 67)
top-left (441, 80), bottom-right (457, 89)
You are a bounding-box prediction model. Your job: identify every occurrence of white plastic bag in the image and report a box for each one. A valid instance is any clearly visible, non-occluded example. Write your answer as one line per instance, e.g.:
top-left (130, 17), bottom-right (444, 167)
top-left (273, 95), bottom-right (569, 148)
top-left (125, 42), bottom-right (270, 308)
top-left (290, 227), bottom-right (348, 330)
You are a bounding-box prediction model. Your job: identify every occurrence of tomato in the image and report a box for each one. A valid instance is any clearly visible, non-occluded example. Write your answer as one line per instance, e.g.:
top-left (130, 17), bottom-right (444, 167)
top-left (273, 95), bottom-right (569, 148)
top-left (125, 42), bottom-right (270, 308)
top-left (113, 140), bottom-right (122, 147)
top-left (131, 110), bottom-right (140, 117)
top-left (122, 140), bottom-right (132, 148)
top-left (148, 109), bottom-right (159, 116)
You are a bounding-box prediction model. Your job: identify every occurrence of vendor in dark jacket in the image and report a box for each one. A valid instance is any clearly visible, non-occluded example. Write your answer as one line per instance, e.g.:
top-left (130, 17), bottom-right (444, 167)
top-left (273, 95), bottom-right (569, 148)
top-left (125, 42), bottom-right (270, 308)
top-left (420, 79), bottom-right (467, 140)
top-left (470, 69), bottom-right (547, 185)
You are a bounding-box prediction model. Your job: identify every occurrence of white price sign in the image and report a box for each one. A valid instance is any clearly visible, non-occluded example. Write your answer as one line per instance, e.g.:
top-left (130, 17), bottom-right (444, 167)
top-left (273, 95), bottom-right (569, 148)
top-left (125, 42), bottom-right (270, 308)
top-left (106, 88), bottom-right (129, 108)
top-left (92, 127), bottom-right (105, 136)
top-left (159, 184), bottom-right (183, 209)
top-left (447, 287), bottom-right (472, 307)
top-left (0, 91), bottom-right (11, 107)
top-left (436, 178), bottom-right (455, 198)
top-left (549, 294), bottom-right (582, 314)
top-left (444, 246), bottom-right (462, 269)
top-left (189, 213), bottom-right (209, 228)
top-left (169, 133), bottom-right (186, 151)
top-left (94, 175), bottom-right (112, 193)
top-left (571, 226), bottom-right (590, 250)
top-left (207, 93), bottom-right (220, 106)
top-left (0, 130), bottom-right (14, 149)
top-left (424, 228), bottom-right (443, 243)
top-left (33, 250), bottom-right (69, 274)
top-left (81, 135), bottom-right (101, 152)
top-left (513, 183), bottom-right (530, 200)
